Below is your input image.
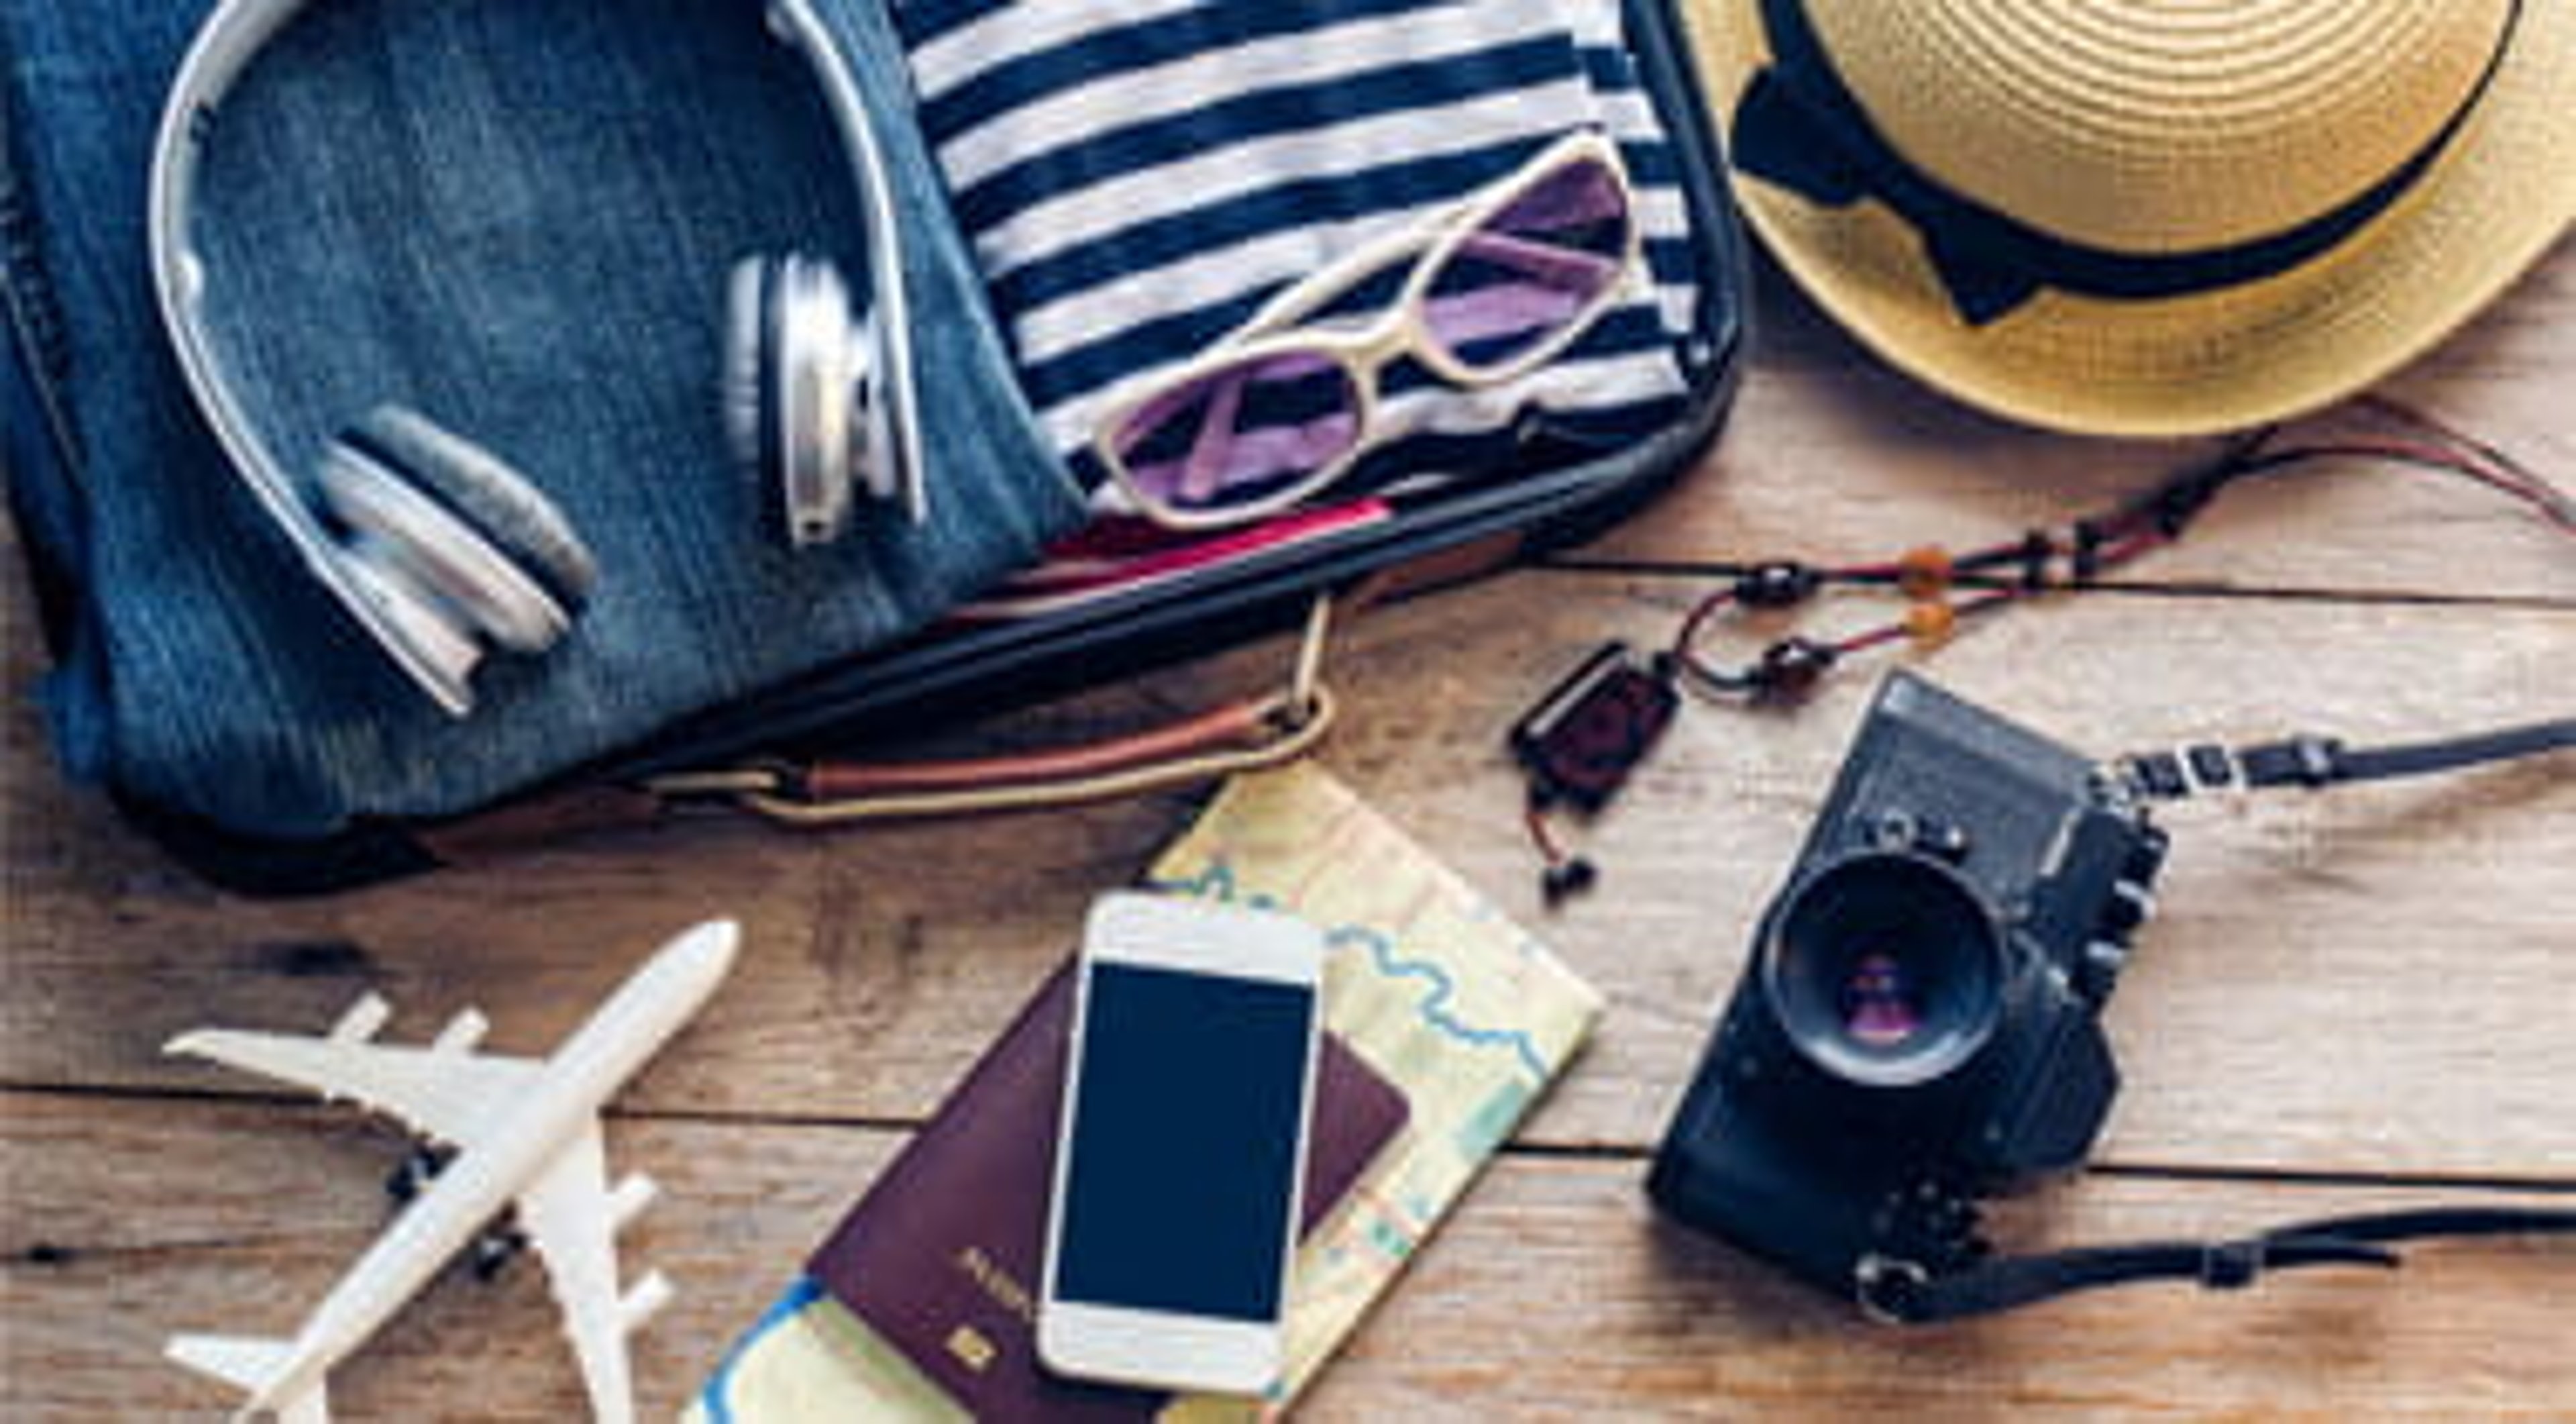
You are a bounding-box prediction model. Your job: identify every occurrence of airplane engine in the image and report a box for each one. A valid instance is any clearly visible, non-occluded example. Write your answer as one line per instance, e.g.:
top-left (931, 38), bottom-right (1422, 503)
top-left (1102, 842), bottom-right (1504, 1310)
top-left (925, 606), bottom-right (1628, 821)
top-left (619, 1272), bottom-right (674, 1334)
top-left (608, 1173), bottom-right (659, 1231)
top-left (328, 995), bottom-right (390, 1044)
top-left (431, 1009), bottom-right (489, 1054)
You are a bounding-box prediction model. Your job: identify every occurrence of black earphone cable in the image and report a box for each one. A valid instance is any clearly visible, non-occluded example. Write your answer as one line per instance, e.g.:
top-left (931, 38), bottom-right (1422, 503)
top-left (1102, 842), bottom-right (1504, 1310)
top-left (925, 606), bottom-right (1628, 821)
top-left (1666, 401), bottom-right (2574, 704)
top-left (1522, 398), bottom-right (2569, 903)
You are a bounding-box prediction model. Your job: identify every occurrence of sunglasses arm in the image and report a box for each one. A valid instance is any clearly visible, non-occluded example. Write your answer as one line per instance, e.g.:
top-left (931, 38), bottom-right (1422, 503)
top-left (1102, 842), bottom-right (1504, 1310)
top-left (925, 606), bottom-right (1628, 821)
top-left (1454, 228), bottom-right (1625, 289)
top-left (1243, 136), bottom-right (1632, 338)
top-left (1177, 368), bottom-right (1250, 505)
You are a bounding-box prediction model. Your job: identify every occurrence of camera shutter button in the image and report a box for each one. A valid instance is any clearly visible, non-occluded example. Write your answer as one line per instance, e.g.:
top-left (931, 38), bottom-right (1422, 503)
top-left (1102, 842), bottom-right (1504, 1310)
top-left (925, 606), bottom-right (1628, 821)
top-left (1870, 811), bottom-right (1970, 862)
top-left (1918, 819), bottom-right (1971, 863)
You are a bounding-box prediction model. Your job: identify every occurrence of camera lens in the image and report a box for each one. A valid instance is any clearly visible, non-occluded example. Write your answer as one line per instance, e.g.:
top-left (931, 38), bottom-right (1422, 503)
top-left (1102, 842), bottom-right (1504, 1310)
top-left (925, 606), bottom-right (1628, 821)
top-left (1839, 952), bottom-right (1925, 1047)
top-left (1761, 852), bottom-right (2006, 1087)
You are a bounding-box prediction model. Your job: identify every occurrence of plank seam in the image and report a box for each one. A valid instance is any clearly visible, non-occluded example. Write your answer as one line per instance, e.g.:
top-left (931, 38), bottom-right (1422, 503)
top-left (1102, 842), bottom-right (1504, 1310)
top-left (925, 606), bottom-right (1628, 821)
top-left (1527, 558), bottom-right (2576, 611)
top-left (8, 1085), bottom-right (2567, 1192)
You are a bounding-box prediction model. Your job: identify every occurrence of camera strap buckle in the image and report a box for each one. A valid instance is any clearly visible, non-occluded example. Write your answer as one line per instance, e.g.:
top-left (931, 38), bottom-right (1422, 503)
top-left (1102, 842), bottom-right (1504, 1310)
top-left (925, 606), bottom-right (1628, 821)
top-left (2196, 1237), bottom-right (2267, 1290)
top-left (2116, 717), bottom-right (2574, 805)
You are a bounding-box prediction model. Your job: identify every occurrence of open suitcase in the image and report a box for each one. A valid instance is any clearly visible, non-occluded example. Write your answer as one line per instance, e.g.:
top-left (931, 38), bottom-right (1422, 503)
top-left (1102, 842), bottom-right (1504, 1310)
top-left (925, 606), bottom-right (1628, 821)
top-left (1, 0), bottom-right (1748, 895)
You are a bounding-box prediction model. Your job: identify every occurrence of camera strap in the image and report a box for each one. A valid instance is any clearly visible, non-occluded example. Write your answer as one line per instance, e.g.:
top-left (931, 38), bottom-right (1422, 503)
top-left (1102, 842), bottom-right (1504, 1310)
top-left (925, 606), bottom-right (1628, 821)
top-left (1866, 716), bottom-right (2576, 1321)
top-left (1522, 397), bottom-right (2573, 903)
top-left (1860, 1205), bottom-right (2576, 1323)
top-left (2114, 716), bottom-right (2575, 801)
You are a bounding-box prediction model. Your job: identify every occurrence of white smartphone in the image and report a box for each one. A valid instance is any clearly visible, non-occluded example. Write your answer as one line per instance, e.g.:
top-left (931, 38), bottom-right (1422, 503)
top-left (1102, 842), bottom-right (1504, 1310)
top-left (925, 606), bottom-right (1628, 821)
top-left (1038, 891), bottom-right (1325, 1396)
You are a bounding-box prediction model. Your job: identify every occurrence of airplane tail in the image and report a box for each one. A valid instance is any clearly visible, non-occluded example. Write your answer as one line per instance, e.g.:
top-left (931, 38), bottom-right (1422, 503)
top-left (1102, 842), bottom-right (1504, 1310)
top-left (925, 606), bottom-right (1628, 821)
top-left (166, 1334), bottom-right (331, 1424)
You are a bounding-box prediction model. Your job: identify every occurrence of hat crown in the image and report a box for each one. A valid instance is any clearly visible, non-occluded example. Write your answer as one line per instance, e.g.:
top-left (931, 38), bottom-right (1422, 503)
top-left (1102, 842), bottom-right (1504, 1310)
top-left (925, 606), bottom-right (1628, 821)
top-left (1808, 0), bottom-right (2514, 253)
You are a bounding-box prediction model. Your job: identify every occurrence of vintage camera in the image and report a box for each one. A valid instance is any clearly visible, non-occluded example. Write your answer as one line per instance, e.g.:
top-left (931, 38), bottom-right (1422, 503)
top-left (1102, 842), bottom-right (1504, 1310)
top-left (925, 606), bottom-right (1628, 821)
top-left (1649, 671), bottom-right (2167, 1310)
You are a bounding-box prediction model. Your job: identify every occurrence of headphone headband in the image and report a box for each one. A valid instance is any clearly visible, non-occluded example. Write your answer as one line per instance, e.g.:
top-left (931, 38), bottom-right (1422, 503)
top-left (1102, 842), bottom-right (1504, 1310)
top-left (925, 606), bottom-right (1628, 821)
top-left (765, 0), bottom-right (925, 525)
top-left (150, 0), bottom-right (343, 656)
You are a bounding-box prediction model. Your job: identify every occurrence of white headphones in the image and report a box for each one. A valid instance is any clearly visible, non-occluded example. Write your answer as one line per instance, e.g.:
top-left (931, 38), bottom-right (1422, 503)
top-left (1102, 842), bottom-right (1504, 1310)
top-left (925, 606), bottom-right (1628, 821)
top-left (150, 0), bottom-right (924, 715)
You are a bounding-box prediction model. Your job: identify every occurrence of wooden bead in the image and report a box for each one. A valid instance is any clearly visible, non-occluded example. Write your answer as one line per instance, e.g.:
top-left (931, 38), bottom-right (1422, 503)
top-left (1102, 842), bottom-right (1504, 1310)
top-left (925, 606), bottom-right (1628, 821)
top-left (1906, 600), bottom-right (1958, 648)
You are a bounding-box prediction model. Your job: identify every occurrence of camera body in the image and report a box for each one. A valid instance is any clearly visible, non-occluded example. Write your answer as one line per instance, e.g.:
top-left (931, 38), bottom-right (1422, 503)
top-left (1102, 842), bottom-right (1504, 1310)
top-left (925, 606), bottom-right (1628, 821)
top-left (1650, 672), bottom-right (2167, 1303)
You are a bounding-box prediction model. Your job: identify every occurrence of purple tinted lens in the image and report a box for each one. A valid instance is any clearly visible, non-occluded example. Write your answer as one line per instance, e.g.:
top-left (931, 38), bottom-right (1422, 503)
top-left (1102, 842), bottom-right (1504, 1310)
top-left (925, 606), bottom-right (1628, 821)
top-left (1112, 350), bottom-right (1361, 517)
top-left (1839, 952), bottom-right (1923, 1048)
top-left (1424, 153), bottom-right (1631, 374)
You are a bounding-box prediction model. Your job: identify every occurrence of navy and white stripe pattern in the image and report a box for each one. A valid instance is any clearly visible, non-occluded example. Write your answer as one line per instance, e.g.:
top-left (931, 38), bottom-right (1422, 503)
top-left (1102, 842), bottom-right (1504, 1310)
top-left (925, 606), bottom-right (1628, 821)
top-left (893, 0), bottom-right (1700, 503)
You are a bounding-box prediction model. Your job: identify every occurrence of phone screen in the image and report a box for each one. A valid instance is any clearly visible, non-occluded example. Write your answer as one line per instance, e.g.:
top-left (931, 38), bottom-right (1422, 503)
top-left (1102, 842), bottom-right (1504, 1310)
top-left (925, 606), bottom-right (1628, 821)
top-left (1055, 960), bottom-right (1317, 1322)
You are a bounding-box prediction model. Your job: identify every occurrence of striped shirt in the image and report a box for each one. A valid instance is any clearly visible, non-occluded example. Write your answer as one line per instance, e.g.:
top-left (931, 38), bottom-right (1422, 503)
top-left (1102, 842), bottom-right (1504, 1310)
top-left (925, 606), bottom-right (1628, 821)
top-left (892, 0), bottom-right (1699, 506)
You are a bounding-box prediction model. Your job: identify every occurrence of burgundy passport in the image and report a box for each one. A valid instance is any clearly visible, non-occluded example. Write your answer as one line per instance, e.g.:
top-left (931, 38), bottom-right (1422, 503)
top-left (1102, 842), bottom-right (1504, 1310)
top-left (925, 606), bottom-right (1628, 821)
top-left (807, 960), bottom-right (1409, 1422)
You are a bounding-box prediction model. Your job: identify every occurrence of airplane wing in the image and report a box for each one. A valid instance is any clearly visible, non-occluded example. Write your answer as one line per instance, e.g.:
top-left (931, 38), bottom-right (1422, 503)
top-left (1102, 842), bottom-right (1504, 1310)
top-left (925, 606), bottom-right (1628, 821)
top-left (167, 1001), bottom-right (543, 1150)
top-left (517, 1123), bottom-right (669, 1424)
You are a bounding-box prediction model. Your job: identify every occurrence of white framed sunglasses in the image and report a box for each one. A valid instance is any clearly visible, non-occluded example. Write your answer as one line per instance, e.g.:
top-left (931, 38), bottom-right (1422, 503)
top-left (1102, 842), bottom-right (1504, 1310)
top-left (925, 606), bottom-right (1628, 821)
top-left (1092, 129), bottom-right (1644, 531)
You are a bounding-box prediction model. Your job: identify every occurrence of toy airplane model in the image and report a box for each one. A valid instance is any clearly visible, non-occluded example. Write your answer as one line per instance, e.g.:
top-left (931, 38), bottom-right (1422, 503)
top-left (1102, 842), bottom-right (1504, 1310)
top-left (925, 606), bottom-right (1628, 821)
top-left (162, 919), bottom-right (741, 1424)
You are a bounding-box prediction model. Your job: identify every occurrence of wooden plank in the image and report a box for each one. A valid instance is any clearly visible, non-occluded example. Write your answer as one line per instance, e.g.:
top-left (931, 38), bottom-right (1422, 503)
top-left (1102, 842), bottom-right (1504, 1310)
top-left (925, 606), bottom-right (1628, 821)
top-left (1275, 578), bottom-right (2576, 1180)
top-left (1303, 1152), bottom-right (2576, 1420)
top-left (1574, 237), bottom-right (2576, 605)
top-left (5, 97), bottom-right (2567, 1424)
top-left (6, 578), bottom-right (2569, 1179)
top-left (4, 1093), bottom-right (2569, 1421)
top-left (0, 1091), bottom-right (889, 1424)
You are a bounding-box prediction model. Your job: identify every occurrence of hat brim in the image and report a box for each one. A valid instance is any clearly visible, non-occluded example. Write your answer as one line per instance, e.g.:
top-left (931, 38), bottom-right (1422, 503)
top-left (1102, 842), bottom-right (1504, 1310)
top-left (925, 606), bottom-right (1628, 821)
top-left (1685, 1), bottom-right (2576, 438)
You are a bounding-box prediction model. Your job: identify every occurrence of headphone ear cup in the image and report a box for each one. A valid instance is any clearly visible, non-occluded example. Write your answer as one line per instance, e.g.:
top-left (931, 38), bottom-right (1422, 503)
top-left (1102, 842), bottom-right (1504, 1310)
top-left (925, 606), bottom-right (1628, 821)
top-left (724, 256), bottom-right (772, 486)
top-left (319, 407), bottom-right (598, 655)
top-left (734, 252), bottom-right (865, 547)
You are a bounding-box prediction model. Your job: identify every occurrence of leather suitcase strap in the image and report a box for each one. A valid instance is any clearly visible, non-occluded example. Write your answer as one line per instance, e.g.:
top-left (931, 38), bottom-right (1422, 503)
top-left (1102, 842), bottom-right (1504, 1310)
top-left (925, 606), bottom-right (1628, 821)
top-left (423, 595), bottom-right (1342, 862)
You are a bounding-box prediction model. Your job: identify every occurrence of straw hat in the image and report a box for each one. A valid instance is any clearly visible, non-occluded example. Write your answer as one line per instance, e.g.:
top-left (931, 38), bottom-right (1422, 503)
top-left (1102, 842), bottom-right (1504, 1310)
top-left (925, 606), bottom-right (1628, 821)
top-left (1686, 0), bottom-right (2575, 436)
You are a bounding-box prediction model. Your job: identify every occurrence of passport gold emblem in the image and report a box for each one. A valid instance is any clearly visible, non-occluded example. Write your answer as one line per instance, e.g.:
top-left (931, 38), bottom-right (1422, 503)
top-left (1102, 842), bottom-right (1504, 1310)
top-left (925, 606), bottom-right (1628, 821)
top-left (957, 1244), bottom-right (1038, 1324)
top-left (945, 1324), bottom-right (998, 1373)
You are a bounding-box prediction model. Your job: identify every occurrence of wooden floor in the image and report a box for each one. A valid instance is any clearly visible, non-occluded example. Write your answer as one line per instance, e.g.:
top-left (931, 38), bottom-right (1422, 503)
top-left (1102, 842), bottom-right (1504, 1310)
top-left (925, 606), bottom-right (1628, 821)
top-left (5, 242), bottom-right (2570, 1421)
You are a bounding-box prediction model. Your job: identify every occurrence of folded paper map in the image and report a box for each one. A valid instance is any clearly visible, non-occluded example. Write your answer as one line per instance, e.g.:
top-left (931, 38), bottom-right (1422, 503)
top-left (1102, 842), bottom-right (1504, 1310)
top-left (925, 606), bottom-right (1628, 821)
top-left (692, 764), bottom-right (1607, 1421)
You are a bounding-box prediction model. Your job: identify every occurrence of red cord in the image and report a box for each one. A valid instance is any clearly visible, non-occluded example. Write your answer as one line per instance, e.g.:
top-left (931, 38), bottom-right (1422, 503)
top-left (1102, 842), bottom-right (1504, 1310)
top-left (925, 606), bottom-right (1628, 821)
top-left (1525, 803), bottom-right (1569, 866)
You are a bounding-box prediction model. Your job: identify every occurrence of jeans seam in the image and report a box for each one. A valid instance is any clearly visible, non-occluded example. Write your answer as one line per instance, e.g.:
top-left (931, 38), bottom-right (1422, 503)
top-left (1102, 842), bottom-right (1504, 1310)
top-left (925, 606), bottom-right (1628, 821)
top-left (0, 81), bottom-right (89, 487)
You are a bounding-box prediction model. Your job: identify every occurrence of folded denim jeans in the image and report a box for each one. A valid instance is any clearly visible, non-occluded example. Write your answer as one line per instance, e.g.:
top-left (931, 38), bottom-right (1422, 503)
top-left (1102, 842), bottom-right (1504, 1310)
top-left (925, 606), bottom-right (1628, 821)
top-left (1, 0), bottom-right (1088, 839)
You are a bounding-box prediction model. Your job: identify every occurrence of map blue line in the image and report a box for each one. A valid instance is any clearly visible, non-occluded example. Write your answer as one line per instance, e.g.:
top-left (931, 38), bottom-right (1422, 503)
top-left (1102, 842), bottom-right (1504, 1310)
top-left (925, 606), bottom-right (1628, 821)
top-left (1152, 862), bottom-right (1550, 1082)
top-left (1328, 923), bottom-right (1550, 1081)
top-left (697, 1275), bottom-right (824, 1424)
